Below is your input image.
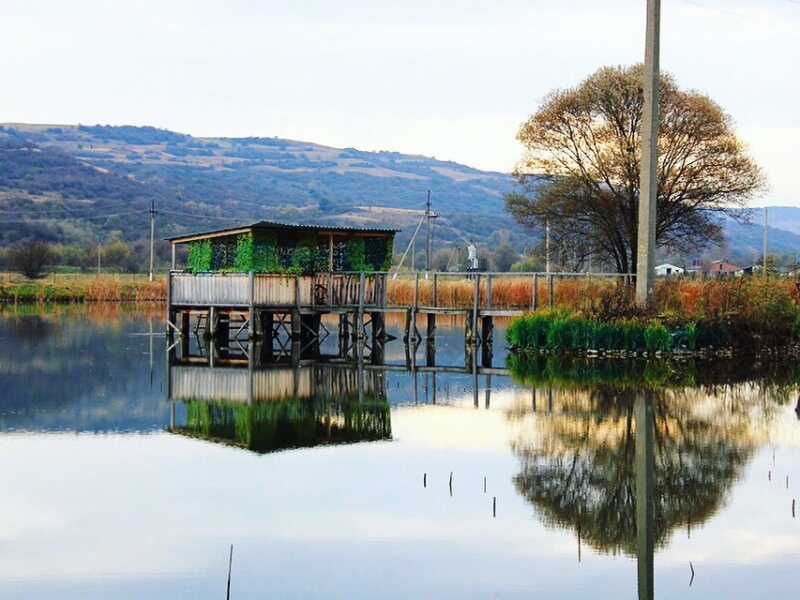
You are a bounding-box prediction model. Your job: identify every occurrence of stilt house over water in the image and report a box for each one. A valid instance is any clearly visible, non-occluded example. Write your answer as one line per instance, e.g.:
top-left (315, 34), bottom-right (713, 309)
top-left (164, 221), bottom-right (398, 346)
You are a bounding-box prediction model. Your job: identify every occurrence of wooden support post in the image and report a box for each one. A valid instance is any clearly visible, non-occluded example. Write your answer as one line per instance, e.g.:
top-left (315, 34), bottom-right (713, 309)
top-left (481, 316), bottom-right (494, 368)
top-left (548, 273), bottom-right (554, 308)
top-left (165, 271), bottom-right (173, 338)
top-left (207, 306), bottom-right (216, 340)
top-left (300, 313), bottom-right (321, 359)
top-left (357, 271), bottom-right (366, 340)
top-left (291, 309), bottom-right (301, 341)
top-left (425, 339), bottom-right (436, 367)
top-left (248, 270), bottom-right (256, 339)
top-left (426, 312), bottom-right (436, 341)
top-left (180, 312), bottom-right (190, 357)
top-left (259, 311), bottom-right (275, 362)
top-left (371, 311), bottom-right (385, 343)
top-left (470, 274), bottom-right (480, 345)
top-left (532, 273), bottom-right (538, 311)
top-left (215, 312), bottom-right (230, 356)
top-left (339, 313), bottom-right (350, 356)
top-left (371, 317), bottom-right (386, 366)
top-left (411, 272), bottom-right (419, 343)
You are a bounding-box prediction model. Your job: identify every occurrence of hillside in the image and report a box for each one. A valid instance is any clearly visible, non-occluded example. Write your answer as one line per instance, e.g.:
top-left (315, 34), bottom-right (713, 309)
top-left (0, 123), bottom-right (522, 255)
top-left (720, 209), bottom-right (800, 266)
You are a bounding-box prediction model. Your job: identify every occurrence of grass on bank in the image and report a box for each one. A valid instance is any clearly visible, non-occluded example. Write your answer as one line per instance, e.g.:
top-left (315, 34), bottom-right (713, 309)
top-left (505, 276), bottom-right (800, 355)
top-left (0, 273), bottom-right (167, 302)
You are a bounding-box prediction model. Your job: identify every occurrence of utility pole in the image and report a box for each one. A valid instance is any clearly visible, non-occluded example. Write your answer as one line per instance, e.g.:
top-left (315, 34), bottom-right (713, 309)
top-left (545, 220), bottom-right (551, 274)
top-left (763, 207), bottom-right (768, 275)
top-left (425, 191), bottom-right (431, 272)
top-left (424, 191), bottom-right (438, 274)
top-left (149, 200), bottom-right (157, 282)
top-left (635, 0), bottom-right (661, 308)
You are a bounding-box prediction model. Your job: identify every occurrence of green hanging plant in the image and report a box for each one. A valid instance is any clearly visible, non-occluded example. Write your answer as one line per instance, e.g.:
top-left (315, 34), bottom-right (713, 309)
top-left (234, 233), bottom-right (254, 271)
top-left (187, 239), bottom-right (212, 272)
top-left (345, 236), bottom-right (367, 272)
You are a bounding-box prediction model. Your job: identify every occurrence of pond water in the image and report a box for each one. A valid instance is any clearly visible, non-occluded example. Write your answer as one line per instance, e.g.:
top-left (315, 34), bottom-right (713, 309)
top-left (1, 305), bottom-right (800, 599)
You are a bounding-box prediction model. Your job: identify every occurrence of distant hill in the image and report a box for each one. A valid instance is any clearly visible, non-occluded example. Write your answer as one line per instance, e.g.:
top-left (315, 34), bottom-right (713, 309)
top-left (1, 123), bottom-right (798, 269)
top-left (0, 123), bottom-right (522, 254)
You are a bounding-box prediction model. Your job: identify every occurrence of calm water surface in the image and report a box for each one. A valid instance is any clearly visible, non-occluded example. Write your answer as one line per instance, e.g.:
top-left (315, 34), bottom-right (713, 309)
top-left (1, 305), bottom-right (800, 599)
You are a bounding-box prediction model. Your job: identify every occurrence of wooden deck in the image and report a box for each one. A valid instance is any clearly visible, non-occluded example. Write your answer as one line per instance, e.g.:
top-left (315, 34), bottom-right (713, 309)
top-left (166, 269), bottom-right (631, 351)
top-left (168, 271), bottom-right (387, 309)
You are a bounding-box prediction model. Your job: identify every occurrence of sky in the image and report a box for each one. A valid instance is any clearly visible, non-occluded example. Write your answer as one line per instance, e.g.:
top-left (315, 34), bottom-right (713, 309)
top-left (1, 0), bottom-right (799, 207)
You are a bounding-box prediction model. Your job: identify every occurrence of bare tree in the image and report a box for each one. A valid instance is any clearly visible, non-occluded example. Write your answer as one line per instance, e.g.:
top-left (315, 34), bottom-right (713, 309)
top-left (505, 64), bottom-right (767, 274)
top-left (8, 240), bottom-right (56, 279)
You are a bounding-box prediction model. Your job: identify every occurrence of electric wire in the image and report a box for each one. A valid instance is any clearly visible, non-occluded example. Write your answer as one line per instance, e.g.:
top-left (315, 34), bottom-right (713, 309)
top-left (438, 215), bottom-right (472, 244)
top-left (679, 0), bottom-right (800, 34)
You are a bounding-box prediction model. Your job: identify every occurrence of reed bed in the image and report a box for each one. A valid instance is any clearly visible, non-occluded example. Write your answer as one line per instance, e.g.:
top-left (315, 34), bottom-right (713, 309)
top-left (0, 274), bottom-right (167, 303)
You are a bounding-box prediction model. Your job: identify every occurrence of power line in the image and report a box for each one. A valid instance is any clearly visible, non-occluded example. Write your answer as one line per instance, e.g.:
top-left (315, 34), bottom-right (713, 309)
top-left (680, 0), bottom-right (800, 34)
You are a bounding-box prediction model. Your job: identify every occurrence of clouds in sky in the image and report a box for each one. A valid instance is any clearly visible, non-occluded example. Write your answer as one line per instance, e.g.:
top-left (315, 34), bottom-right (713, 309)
top-left (1, 1), bottom-right (798, 205)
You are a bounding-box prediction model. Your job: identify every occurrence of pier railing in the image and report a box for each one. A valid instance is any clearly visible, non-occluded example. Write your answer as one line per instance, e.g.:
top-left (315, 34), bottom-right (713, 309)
top-left (386, 271), bottom-right (633, 313)
top-left (168, 271), bottom-right (388, 309)
top-left (168, 270), bottom-right (631, 313)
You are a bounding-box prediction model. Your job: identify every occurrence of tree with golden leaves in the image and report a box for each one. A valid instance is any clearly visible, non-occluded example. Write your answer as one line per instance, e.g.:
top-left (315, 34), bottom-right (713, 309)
top-left (504, 64), bottom-right (767, 274)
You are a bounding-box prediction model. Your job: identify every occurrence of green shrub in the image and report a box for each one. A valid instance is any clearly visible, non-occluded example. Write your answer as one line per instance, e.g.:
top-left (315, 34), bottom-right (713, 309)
top-left (643, 322), bottom-right (670, 352)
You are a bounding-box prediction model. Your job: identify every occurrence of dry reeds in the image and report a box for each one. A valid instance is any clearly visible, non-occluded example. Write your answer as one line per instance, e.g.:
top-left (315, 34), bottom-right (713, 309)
top-left (1, 274), bottom-right (168, 303)
top-left (386, 274), bottom-right (628, 311)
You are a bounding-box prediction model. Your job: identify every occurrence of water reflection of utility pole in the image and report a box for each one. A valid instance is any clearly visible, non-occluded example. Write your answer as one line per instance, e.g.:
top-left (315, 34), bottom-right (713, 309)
top-left (636, 391), bottom-right (655, 600)
top-left (472, 348), bottom-right (479, 408)
top-left (484, 373), bottom-right (491, 409)
top-left (149, 315), bottom-right (154, 388)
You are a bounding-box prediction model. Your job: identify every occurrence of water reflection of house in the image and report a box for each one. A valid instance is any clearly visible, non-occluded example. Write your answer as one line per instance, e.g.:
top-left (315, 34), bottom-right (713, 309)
top-left (168, 361), bottom-right (391, 453)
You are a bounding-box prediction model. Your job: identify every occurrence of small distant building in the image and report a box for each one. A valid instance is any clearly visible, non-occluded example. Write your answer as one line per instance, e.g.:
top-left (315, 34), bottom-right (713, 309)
top-left (706, 260), bottom-right (742, 278)
top-left (655, 263), bottom-right (684, 277)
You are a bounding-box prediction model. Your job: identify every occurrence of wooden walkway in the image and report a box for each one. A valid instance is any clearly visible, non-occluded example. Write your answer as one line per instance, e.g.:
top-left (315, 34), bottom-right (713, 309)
top-left (166, 270), bottom-right (631, 356)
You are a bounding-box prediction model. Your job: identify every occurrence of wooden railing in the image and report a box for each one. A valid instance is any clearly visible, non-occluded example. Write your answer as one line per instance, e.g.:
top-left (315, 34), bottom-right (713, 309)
top-left (168, 271), bottom-right (388, 309)
top-left (168, 270), bottom-right (631, 312)
top-left (386, 271), bottom-right (633, 312)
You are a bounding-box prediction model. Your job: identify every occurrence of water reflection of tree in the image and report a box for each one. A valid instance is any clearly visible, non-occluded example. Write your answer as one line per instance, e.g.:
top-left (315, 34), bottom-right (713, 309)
top-left (512, 384), bottom-right (757, 556)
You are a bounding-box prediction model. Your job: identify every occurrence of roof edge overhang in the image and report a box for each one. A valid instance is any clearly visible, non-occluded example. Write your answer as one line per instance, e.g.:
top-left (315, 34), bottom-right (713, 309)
top-left (165, 220), bottom-right (400, 245)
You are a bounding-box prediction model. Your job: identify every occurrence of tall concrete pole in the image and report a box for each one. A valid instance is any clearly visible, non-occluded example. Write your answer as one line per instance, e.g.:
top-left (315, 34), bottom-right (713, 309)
top-left (635, 0), bottom-right (661, 308)
top-left (149, 200), bottom-right (156, 282)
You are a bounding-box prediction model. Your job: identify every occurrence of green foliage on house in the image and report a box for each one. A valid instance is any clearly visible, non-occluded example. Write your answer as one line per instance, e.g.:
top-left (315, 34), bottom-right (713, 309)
top-left (179, 221), bottom-right (396, 274)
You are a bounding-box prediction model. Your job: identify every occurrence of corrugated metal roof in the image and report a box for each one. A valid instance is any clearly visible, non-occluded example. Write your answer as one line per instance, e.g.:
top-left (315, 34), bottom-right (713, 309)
top-left (165, 220), bottom-right (399, 243)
